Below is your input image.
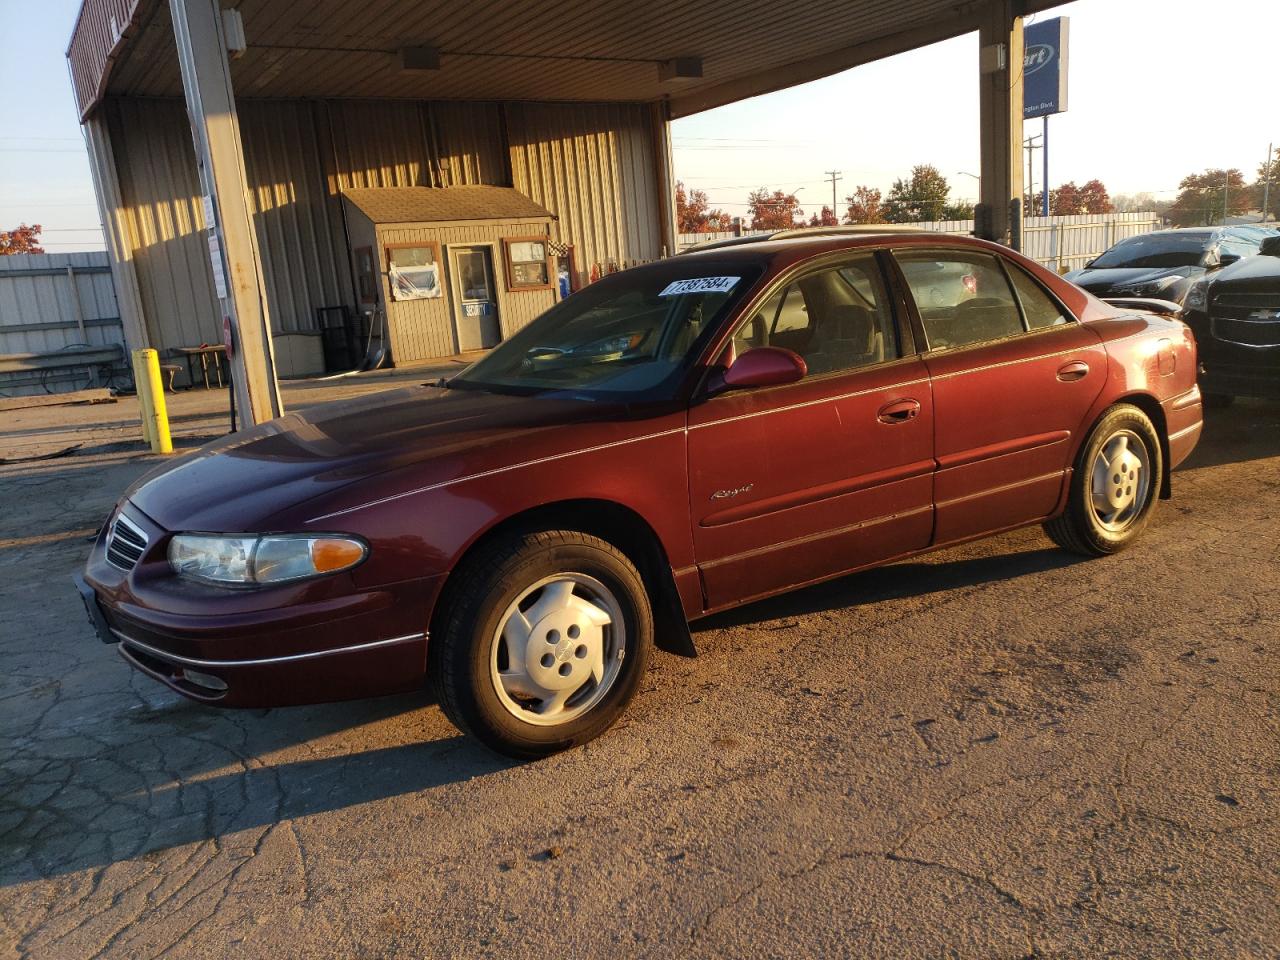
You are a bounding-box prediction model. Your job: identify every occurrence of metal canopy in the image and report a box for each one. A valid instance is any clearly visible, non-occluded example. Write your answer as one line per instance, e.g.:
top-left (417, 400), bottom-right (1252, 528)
top-left (74, 0), bottom-right (1058, 120)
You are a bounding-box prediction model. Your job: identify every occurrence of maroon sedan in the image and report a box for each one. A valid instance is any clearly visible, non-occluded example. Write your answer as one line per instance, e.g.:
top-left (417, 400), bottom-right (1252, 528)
top-left (77, 231), bottom-right (1203, 757)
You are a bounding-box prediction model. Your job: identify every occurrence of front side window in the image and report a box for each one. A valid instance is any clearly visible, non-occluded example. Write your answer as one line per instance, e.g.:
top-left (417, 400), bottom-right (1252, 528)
top-left (504, 237), bottom-right (551, 289)
top-left (896, 251), bottom-right (1023, 350)
top-left (732, 255), bottom-right (899, 377)
top-left (451, 263), bottom-right (760, 398)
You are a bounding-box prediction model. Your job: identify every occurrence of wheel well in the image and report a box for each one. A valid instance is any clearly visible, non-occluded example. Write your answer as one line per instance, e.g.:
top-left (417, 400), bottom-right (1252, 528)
top-left (430, 499), bottom-right (697, 657)
top-left (1114, 393), bottom-right (1172, 499)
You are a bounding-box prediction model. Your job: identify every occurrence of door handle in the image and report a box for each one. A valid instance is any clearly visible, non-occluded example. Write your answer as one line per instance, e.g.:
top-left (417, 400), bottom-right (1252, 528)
top-left (1056, 361), bottom-right (1090, 382)
top-left (877, 398), bottom-right (921, 424)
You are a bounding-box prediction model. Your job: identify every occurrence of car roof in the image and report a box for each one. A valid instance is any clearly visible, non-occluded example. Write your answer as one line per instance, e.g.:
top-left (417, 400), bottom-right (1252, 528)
top-left (681, 225), bottom-right (930, 253)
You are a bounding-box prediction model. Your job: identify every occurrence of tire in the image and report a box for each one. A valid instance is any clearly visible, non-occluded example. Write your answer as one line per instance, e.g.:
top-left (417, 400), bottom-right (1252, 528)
top-left (1044, 403), bottom-right (1163, 557)
top-left (429, 529), bottom-right (653, 759)
top-left (1203, 392), bottom-right (1235, 409)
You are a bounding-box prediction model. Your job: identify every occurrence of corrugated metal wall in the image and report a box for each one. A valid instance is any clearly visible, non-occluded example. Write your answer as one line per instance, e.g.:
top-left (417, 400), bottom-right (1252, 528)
top-left (105, 97), bottom-right (220, 348)
top-left (507, 102), bottom-right (663, 288)
top-left (238, 100), bottom-right (353, 332)
top-left (102, 95), bottom-right (665, 362)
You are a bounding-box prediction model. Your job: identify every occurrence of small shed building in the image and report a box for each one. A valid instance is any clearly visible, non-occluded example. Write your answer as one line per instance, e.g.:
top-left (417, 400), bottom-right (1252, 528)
top-left (342, 186), bottom-right (559, 362)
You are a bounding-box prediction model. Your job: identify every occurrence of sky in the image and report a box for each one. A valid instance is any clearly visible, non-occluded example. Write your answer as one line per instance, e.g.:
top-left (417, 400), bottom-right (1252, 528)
top-left (1, 0), bottom-right (1277, 251)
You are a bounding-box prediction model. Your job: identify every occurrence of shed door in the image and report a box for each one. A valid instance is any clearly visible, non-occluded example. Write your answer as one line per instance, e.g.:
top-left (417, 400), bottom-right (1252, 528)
top-left (450, 246), bottom-right (502, 351)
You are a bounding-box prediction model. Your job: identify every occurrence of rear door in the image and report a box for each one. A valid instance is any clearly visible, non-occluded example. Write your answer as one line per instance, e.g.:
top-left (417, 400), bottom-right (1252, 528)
top-left (687, 252), bottom-right (934, 610)
top-left (893, 249), bottom-right (1107, 545)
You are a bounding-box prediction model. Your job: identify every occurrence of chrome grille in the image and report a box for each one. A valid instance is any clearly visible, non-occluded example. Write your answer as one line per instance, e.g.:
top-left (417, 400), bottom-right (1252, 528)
top-left (1213, 292), bottom-right (1280, 311)
top-left (1211, 316), bottom-right (1280, 349)
top-left (106, 513), bottom-right (148, 571)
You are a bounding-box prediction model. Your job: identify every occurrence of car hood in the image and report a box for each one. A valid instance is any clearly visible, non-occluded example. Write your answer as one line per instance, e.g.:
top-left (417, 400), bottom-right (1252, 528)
top-left (1064, 266), bottom-right (1200, 291)
top-left (126, 385), bottom-right (644, 532)
top-left (1208, 254), bottom-right (1280, 293)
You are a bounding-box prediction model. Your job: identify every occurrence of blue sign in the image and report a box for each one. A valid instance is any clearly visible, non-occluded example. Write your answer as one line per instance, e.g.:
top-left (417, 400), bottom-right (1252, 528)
top-left (1024, 17), bottom-right (1069, 119)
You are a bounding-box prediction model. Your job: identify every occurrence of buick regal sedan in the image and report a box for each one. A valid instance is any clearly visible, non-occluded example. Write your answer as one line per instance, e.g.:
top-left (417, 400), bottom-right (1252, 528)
top-left (77, 231), bottom-right (1204, 757)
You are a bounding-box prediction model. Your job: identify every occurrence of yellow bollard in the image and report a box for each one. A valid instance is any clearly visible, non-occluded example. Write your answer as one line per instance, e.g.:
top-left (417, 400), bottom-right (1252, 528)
top-left (133, 348), bottom-right (173, 454)
top-left (131, 350), bottom-right (155, 447)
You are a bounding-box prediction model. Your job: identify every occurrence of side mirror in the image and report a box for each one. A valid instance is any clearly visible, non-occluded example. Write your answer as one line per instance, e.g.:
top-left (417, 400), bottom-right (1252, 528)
top-left (1217, 253), bottom-right (1242, 268)
top-left (1084, 258), bottom-right (1098, 269)
top-left (721, 346), bottom-right (807, 390)
top-left (1261, 236), bottom-right (1280, 257)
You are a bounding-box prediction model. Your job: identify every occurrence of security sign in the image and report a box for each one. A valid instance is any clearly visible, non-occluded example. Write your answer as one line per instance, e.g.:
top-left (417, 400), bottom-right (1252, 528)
top-left (1024, 17), bottom-right (1069, 119)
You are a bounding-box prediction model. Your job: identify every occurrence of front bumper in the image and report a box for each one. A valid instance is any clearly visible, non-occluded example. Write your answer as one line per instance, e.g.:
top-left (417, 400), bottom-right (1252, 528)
top-left (79, 505), bottom-right (445, 708)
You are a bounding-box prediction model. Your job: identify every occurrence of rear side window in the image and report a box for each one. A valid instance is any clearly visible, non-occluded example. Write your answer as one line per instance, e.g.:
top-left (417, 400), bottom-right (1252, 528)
top-left (895, 251), bottom-right (1023, 350)
top-left (1006, 262), bottom-right (1070, 329)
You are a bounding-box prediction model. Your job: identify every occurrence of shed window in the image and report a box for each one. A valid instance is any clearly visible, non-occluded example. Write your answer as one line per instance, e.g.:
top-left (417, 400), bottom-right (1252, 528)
top-left (504, 237), bottom-right (552, 290)
top-left (387, 243), bottom-right (443, 301)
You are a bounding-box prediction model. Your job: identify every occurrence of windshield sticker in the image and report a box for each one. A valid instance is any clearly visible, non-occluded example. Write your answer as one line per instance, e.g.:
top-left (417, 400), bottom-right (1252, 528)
top-left (658, 276), bottom-right (740, 297)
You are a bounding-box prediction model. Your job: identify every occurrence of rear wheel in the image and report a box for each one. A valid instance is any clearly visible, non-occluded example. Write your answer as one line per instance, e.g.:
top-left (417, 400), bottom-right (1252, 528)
top-left (1044, 404), bottom-right (1163, 556)
top-left (430, 529), bottom-right (652, 758)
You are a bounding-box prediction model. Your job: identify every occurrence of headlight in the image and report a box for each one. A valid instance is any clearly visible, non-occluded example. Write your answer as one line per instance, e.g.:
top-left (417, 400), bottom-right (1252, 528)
top-left (168, 534), bottom-right (367, 586)
top-left (1185, 280), bottom-right (1210, 311)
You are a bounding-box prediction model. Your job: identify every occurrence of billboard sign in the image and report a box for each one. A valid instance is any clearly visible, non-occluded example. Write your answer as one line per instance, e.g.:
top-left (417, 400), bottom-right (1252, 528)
top-left (1024, 17), bottom-right (1069, 119)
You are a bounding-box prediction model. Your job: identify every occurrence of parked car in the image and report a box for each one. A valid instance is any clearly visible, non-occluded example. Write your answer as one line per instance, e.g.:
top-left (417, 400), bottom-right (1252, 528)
top-left (1182, 234), bottom-right (1280, 402)
top-left (76, 230), bottom-right (1203, 758)
top-left (1064, 226), bottom-right (1267, 304)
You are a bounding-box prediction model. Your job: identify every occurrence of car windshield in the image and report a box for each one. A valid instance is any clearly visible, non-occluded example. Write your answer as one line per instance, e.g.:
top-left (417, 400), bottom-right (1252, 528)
top-left (449, 262), bottom-right (760, 399)
top-left (1091, 233), bottom-right (1212, 269)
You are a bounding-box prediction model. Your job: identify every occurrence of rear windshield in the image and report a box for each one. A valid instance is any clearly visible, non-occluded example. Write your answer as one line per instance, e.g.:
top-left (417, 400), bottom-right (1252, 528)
top-left (1091, 233), bottom-right (1211, 269)
top-left (450, 261), bottom-right (761, 400)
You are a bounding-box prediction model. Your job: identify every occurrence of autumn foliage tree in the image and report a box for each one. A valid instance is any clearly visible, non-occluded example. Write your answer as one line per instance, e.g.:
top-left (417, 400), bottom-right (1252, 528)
top-left (807, 206), bottom-right (839, 227)
top-left (1168, 169), bottom-right (1251, 226)
top-left (747, 188), bottom-right (804, 229)
top-left (884, 165), bottom-right (950, 223)
top-left (675, 181), bottom-right (732, 233)
top-left (844, 186), bottom-right (884, 224)
top-left (1049, 180), bottom-right (1114, 216)
top-left (0, 223), bottom-right (44, 255)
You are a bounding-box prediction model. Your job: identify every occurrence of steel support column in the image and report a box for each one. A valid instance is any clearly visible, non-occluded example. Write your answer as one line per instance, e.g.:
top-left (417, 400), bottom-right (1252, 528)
top-left (977, 0), bottom-right (1024, 249)
top-left (650, 101), bottom-right (679, 259)
top-left (169, 0), bottom-right (282, 424)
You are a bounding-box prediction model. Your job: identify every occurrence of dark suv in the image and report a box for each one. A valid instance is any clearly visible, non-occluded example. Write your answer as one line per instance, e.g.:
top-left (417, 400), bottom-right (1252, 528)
top-left (1182, 234), bottom-right (1280, 402)
top-left (1065, 227), bottom-right (1268, 305)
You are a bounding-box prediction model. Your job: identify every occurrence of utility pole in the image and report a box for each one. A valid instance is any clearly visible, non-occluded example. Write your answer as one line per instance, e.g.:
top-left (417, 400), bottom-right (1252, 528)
top-left (1223, 172), bottom-right (1230, 225)
top-left (1023, 134), bottom-right (1042, 216)
top-left (825, 170), bottom-right (842, 222)
top-left (1264, 142), bottom-right (1274, 223)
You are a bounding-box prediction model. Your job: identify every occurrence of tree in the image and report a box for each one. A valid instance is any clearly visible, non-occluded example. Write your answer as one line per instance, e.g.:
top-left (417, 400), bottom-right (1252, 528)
top-left (1168, 169), bottom-right (1251, 226)
top-left (883, 165), bottom-right (950, 223)
top-left (807, 206), bottom-right (839, 227)
top-left (941, 200), bottom-right (975, 221)
top-left (675, 181), bottom-right (732, 233)
top-left (0, 223), bottom-right (44, 255)
top-left (1112, 192), bottom-right (1170, 215)
top-left (844, 186), bottom-right (883, 224)
top-left (747, 188), bottom-right (804, 230)
top-left (1049, 180), bottom-right (1114, 216)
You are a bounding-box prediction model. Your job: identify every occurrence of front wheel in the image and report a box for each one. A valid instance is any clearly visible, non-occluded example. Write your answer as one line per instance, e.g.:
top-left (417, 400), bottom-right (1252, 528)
top-left (1044, 404), bottom-right (1163, 556)
top-left (429, 529), bottom-right (653, 758)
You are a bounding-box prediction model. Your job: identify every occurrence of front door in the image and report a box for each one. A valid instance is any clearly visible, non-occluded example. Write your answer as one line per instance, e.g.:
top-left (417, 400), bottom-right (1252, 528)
top-left (893, 248), bottom-right (1108, 545)
top-left (450, 246), bottom-right (502, 351)
top-left (687, 253), bottom-right (935, 611)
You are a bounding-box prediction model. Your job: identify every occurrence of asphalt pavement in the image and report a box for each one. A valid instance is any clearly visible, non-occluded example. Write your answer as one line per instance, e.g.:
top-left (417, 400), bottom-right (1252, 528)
top-left (1, 386), bottom-right (1277, 959)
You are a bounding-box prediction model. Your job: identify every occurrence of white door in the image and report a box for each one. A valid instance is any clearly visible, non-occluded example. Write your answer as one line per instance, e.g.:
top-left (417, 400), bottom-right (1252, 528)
top-left (450, 246), bottom-right (502, 351)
